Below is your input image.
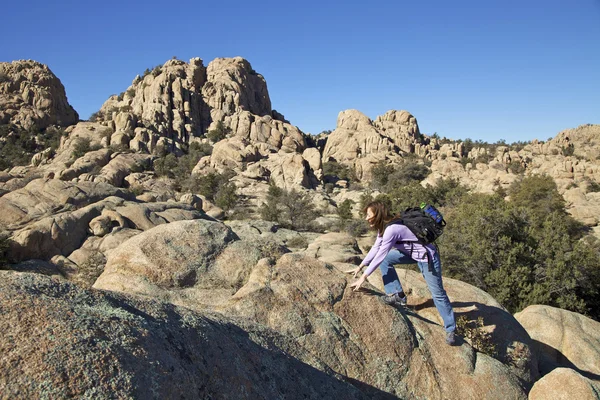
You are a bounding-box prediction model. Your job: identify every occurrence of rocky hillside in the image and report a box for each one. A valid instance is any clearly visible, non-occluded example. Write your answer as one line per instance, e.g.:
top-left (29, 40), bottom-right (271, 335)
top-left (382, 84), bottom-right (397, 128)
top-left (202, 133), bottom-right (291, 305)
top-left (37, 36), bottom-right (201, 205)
top-left (1, 57), bottom-right (600, 399)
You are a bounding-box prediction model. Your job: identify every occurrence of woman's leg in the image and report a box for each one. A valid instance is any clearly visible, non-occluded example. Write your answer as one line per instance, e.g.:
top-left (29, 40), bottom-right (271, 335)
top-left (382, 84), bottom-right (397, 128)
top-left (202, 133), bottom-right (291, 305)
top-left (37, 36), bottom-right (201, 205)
top-left (417, 253), bottom-right (456, 332)
top-left (378, 249), bottom-right (413, 295)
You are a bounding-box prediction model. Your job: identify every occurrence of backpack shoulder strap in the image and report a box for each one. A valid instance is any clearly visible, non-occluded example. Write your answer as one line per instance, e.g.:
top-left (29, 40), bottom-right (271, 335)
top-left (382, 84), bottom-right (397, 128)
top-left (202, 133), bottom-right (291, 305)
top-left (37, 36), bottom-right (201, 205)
top-left (385, 218), bottom-right (405, 228)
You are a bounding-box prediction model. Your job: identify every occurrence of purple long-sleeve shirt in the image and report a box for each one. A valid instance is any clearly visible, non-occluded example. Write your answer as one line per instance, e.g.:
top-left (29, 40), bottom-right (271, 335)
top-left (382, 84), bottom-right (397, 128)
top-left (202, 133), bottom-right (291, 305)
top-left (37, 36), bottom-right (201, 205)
top-left (362, 224), bottom-right (437, 277)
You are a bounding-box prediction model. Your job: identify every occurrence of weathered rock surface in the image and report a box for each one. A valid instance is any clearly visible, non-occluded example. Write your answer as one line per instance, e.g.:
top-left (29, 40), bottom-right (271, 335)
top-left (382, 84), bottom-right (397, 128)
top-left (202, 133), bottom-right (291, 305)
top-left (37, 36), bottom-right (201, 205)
top-left (0, 178), bottom-right (132, 229)
top-left (94, 219), bottom-right (529, 399)
top-left (528, 368), bottom-right (600, 400)
top-left (94, 219), bottom-right (239, 297)
top-left (304, 232), bottom-right (363, 265)
top-left (220, 253), bottom-right (528, 399)
top-left (551, 124), bottom-right (600, 161)
top-left (515, 305), bottom-right (600, 380)
top-left (6, 194), bottom-right (204, 263)
top-left (226, 220), bottom-right (321, 248)
top-left (0, 271), bottom-right (366, 399)
top-left (375, 269), bottom-right (540, 385)
top-left (0, 60), bottom-right (78, 130)
top-left (57, 148), bottom-right (112, 181)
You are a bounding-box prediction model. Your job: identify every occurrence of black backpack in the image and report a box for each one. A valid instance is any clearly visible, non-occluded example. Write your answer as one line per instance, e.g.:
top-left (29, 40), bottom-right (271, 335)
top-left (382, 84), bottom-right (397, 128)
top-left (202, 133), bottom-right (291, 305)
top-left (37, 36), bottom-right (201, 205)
top-left (387, 203), bottom-right (446, 245)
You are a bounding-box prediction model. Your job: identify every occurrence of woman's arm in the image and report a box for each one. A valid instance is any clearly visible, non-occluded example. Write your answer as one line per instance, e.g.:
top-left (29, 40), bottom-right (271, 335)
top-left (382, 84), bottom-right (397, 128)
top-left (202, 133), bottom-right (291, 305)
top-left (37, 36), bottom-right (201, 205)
top-left (349, 228), bottom-right (397, 291)
top-left (361, 234), bottom-right (382, 267)
top-left (345, 235), bottom-right (382, 277)
top-left (363, 229), bottom-right (397, 276)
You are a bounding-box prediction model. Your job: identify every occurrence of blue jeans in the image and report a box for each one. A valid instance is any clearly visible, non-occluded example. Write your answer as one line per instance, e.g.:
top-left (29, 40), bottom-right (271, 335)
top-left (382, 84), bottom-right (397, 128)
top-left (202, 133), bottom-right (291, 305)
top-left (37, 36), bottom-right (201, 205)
top-left (379, 249), bottom-right (456, 332)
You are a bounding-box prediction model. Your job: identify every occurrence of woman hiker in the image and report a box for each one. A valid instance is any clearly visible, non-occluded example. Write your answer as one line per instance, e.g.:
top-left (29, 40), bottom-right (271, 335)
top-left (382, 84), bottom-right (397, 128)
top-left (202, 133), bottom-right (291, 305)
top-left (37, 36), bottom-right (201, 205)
top-left (347, 200), bottom-right (457, 345)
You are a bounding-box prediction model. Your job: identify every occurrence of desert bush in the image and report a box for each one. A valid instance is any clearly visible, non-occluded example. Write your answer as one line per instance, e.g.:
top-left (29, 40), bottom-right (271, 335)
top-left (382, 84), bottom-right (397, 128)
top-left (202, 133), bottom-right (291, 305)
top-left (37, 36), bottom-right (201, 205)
top-left (439, 193), bottom-right (533, 289)
top-left (428, 178), bottom-right (470, 207)
top-left (510, 141), bottom-right (528, 152)
top-left (128, 183), bottom-right (145, 196)
top-left (343, 219), bottom-right (369, 237)
top-left (507, 160), bottom-right (525, 174)
top-left (460, 138), bottom-right (475, 155)
top-left (493, 180), bottom-right (508, 198)
top-left (562, 144), bottom-right (575, 157)
top-left (386, 182), bottom-right (435, 214)
top-left (456, 316), bottom-right (497, 357)
top-left (372, 160), bottom-right (431, 192)
top-left (207, 121), bottom-right (230, 143)
top-left (587, 181), bottom-right (600, 192)
top-left (507, 175), bottom-right (567, 228)
top-left (438, 181), bottom-right (600, 319)
top-left (160, 142), bottom-right (213, 188)
top-left (214, 182), bottom-right (238, 211)
top-left (337, 199), bottom-right (354, 221)
top-left (387, 162), bottom-right (430, 190)
top-left (286, 235), bottom-right (309, 249)
top-left (182, 169), bottom-right (236, 202)
top-left (72, 137), bottom-right (100, 159)
top-left (565, 182), bottom-right (578, 190)
top-left (0, 124), bottom-right (65, 170)
top-left (153, 153), bottom-right (178, 177)
top-left (459, 157), bottom-right (474, 168)
top-left (42, 126), bottom-right (65, 151)
top-left (371, 161), bottom-right (395, 190)
top-left (474, 153), bottom-right (494, 164)
top-left (151, 66), bottom-right (162, 77)
top-left (322, 161), bottom-right (357, 183)
top-left (189, 141), bottom-right (213, 157)
top-left (227, 207), bottom-right (252, 220)
top-left (259, 184), bottom-right (321, 231)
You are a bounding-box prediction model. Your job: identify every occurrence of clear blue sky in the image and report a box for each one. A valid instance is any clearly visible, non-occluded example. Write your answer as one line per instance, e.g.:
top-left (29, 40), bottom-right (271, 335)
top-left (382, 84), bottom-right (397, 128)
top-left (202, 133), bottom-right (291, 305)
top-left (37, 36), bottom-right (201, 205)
top-left (2, 0), bottom-right (599, 143)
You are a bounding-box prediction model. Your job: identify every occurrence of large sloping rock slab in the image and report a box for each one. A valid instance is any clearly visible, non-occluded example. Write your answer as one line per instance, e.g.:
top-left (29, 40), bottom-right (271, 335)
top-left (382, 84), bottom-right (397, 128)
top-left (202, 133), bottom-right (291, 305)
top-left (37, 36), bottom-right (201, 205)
top-left (515, 305), bottom-right (600, 380)
top-left (220, 253), bottom-right (527, 399)
top-left (380, 269), bottom-right (540, 384)
top-left (0, 271), bottom-right (366, 399)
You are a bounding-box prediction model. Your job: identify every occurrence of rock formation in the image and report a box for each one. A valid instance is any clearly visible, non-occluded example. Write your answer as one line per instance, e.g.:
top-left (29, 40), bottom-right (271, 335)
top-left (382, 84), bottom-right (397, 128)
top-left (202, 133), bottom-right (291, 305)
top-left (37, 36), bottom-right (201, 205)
top-left (515, 305), bottom-right (600, 380)
top-left (95, 57), bottom-right (305, 157)
top-left (0, 271), bottom-right (365, 399)
top-left (0, 60), bottom-right (78, 130)
top-left (529, 368), bottom-right (600, 400)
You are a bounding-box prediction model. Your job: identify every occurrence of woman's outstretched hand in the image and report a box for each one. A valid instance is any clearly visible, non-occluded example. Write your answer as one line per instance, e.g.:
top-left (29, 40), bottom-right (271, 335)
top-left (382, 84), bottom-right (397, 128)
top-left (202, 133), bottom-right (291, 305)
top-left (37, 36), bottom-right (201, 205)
top-left (344, 265), bottom-right (362, 278)
top-left (349, 275), bottom-right (367, 292)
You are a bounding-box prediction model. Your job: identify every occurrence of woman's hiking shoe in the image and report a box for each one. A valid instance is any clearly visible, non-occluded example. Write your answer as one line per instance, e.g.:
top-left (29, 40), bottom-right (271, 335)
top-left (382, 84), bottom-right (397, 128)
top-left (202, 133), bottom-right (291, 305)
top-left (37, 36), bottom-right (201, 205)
top-left (381, 292), bottom-right (407, 306)
top-left (446, 331), bottom-right (456, 346)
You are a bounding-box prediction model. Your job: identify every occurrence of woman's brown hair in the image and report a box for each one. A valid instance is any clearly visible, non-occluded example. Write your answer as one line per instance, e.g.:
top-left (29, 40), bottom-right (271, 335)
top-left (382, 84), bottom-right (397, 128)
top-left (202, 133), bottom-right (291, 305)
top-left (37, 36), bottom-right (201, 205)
top-left (363, 201), bottom-right (396, 236)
